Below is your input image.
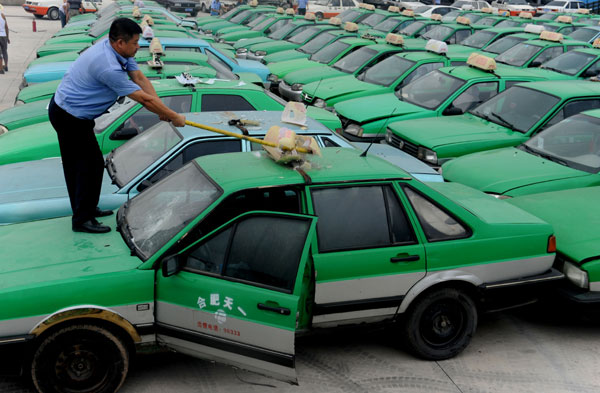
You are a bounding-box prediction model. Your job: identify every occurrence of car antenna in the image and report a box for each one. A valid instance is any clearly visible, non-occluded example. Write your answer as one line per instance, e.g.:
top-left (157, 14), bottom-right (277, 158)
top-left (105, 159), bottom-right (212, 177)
top-left (360, 107), bottom-right (397, 157)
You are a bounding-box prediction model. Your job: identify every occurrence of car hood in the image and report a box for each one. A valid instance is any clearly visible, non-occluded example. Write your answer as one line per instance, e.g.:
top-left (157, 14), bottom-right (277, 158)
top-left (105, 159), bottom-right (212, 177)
top-left (0, 99), bottom-right (50, 129)
top-left (268, 58), bottom-right (317, 77)
top-left (283, 66), bottom-right (346, 85)
top-left (303, 75), bottom-right (379, 101)
top-left (236, 58), bottom-right (269, 74)
top-left (264, 49), bottom-right (307, 64)
top-left (334, 93), bottom-right (426, 123)
top-left (234, 36), bottom-right (272, 49)
top-left (17, 81), bottom-right (60, 103)
top-left (442, 147), bottom-right (590, 194)
top-left (0, 121), bottom-right (61, 165)
top-left (508, 187), bottom-right (600, 264)
top-left (44, 34), bottom-right (93, 45)
top-left (24, 62), bottom-right (72, 82)
top-left (0, 216), bottom-right (142, 290)
top-left (38, 43), bottom-right (90, 56)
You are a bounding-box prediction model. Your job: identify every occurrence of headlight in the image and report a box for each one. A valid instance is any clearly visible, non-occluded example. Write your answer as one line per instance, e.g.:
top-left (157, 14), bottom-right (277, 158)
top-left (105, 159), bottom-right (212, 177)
top-left (385, 130), bottom-right (393, 144)
top-left (236, 48), bottom-right (248, 54)
top-left (255, 50), bottom-right (267, 56)
top-left (563, 261), bottom-right (589, 289)
top-left (314, 98), bottom-right (326, 108)
top-left (345, 123), bottom-right (363, 137)
top-left (417, 146), bottom-right (438, 165)
top-left (291, 83), bottom-right (303, 91)
top-left (268, 74), bottom-right (279, 82)
top-left (0, 125), bottom-right (8, 135)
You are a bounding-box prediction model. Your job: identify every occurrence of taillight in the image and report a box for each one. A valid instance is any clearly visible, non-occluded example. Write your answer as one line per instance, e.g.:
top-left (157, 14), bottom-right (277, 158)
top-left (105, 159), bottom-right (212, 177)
top-left (547, 235), bottom-right (556, 253)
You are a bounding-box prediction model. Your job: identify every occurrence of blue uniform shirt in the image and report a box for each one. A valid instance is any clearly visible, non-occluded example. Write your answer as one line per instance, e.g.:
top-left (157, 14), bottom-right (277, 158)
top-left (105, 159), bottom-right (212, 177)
top-left (297, 0), bottom-right (308, 9)
top-left (55, 39), bottom-right (141, 120)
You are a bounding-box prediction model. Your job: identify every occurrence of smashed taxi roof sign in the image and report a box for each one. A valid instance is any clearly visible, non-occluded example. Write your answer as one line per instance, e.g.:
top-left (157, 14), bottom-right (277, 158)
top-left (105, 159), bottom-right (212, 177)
top-left (456, 16), bottom-right (471, 25)
top-left (385, 33), bottom-right (404, 45)
top-left (467, 53), bottom-right (497, 71)
top-left (345, 22), bottom-right (359, 32)
top-left (524, 23), bottom-right (544, 34)
top-left (263, 126), bottom-right (321, 165)
top-left (540, 30), bottom-right (563, 42)
top-left (425, 39), bottom-right (448, 54)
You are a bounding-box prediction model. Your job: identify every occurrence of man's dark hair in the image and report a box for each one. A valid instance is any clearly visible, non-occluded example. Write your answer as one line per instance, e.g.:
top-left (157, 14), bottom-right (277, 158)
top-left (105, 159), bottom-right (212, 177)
top-left (109, 18), bottom-right (143, 42)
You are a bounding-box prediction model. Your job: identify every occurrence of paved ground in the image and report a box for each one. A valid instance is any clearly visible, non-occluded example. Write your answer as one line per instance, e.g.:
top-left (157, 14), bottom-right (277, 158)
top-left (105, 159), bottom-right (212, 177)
top-left (2, 6), bottom-right (600, 393)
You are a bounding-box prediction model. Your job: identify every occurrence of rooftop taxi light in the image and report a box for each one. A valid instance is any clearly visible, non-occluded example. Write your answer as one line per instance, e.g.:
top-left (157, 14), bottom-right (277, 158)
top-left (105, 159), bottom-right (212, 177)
top-left (388, 6), bottom-right (400, 12)
top-left (358, 2), bottom-right (367, 8)
top-left (142, 25), bottom-right (154, 39)
top-left (467, 53), bottom-right (497, 71)
top-left (593, 38), bottom-right (600, 48)
top-left (305, 11), bottom-right (317, 19)
top-left (329, 17), bottom-right (342, 25)
top-left (385, 33), bottom-right (404, 46)
top-left (481, 7), bottom-right (493, 13)
top-left (557, 15), bottom-right (573, 24)
top-left (402, 10), bottom-right (415, 17)
top-left (345, 21), bottom-right (359, 32)
top-left (132, 7), bottom-right (141, 18)
top-left (430, 13), bottom-right (442, 21)
top-left (498, 10), bottom-right (510, 16)
top-left (276, 7), bottom-right (284, 13)
top-left (249, 0), bottom-right (258, 7)
top-left (140, 20), bottom-right (148, 30)
top-left (142, 15), bottom-right (154, 25)
top-left (524, 23), bottom-right (544, 34)
top-left (577, 8), bottom-right (590, 14)
top-left (519, 11), bottom-right (533, 18)
top-left (149, 37), bottom-right (164, 55)
top-left (286, 8), bottom-right (296, 15)
top-left (364, 3), bottom-right (375, 10)
top-left (456, 16), bottom-right (471, 25)
top-left (540, 30), bottom-right (563, 42)
top-left (425, 39), bottom-right (448, 55)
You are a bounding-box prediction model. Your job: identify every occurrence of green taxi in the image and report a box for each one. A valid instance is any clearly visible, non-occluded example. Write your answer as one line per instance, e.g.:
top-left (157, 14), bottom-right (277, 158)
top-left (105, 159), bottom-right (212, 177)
top-left (214, 11), bottom-right (295, 45)
top-left (360, 15), bottom-right (425, 39)
top-left (0, 79), bottom-right (340, 165)
top-left (0, 148), bottom-right (561, 390)
top-left (333, 54), bottom-right (551, 141)
top-left (441, 109), bottom-right (600, 197)
top-left (385, 80), bottom-right (600, 166)
top-left (528, 46), bottom-right (600, 80)
top-left (399, 17), bottom-right (482, 49)
top-left (301, 41), bottom-right (468, 111)
top-left (198, 6), bottom-right (276, 35)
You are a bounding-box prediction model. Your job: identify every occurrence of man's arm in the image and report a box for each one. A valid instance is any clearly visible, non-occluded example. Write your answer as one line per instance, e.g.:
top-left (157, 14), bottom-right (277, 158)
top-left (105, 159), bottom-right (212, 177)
top-left (128, 89), bottom-right (186, 127)
top-left (129, 69), bottom-right (159, 98)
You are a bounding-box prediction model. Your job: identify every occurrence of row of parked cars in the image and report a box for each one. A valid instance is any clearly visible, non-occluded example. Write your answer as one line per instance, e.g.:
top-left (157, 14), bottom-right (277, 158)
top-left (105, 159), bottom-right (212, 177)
top-left (2, 2), bottom-right (600, 392)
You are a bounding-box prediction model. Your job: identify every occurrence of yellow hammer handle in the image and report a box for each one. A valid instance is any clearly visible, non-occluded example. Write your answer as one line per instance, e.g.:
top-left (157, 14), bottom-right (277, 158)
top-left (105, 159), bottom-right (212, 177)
top-left (184, 120), bottom-right (312, 153)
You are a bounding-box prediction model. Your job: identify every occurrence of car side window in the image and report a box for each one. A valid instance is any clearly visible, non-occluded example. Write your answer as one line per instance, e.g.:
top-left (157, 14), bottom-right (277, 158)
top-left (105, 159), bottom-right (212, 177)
top-left (145, 140), bottom-right (242, 186)
top-left (320, 137), bottom-right (341, 147)
top-left (560, 26), bottom-right (575, 35)
top-left (185, 215), bottom-right (311, 292)
top-left (504, 80), bottom-right (527, 90)
top-left (116, 95), bottom-right (192, 136)
top-left (450, 82), bottom-right (499, 113)
top-left (584, 60), bottom-right (600, 77)
top-left (401, 62), bottom-right (444, 87)
top-left (200, 94), bottom-right (256, 111)
top-left (342, 0), bottom-right (354, 5)
top-left (534, 47), bottom-right (563, 65)
top-left (544, 99), bottom-right (600, 128)
top-left (330, 0), bottom-right (341, 5)
top-left (566, 45), bottom-right (586, 51)
top-left (403, 186), bottom-right (469, 242)
top-left (311, 185), bottom-right (416, 252)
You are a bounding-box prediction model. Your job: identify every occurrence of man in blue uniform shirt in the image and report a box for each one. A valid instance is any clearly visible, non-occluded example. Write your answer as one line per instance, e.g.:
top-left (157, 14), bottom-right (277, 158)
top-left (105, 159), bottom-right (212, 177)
top-left (48, 18), bottom-right (186, 234)
top-left (297, 0), bottom-right (308, 15)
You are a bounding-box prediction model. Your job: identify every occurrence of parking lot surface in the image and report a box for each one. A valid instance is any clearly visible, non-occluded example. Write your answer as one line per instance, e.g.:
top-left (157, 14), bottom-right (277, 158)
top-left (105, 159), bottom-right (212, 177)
top-left (1, 6), bottom-right (600, 393)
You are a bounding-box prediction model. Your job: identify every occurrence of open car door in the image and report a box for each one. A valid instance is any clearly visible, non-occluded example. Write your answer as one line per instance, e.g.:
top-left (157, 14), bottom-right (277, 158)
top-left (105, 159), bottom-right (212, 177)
top-left (155, 211), bottom-right (318, 384)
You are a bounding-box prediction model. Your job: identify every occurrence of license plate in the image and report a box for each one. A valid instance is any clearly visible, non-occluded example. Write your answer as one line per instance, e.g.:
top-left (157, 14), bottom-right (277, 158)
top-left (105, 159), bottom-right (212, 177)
top-left (185, 7), bottom-right (193, 11)
top-left (24, 6), bottom-right (30, 9)
top-left (543, 8), bottom-right (550, 11)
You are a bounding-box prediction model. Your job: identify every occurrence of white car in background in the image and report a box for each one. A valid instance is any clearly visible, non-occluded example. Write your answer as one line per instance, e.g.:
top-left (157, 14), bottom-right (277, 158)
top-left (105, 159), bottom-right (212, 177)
top-left (386, 0), bottom-right (427, 10)
top-left (22, 0), bottom-right (108, 19)
top-left (413, 4), bottom-right (459, 16)
top-left (537, 0), bottom-right (586, 13)
top-left (310, 0), bottom-right (360, 19)
top-left (451, 0), bottom-right (492, 9)
top-left (492, 0), bottom-right (535, 15)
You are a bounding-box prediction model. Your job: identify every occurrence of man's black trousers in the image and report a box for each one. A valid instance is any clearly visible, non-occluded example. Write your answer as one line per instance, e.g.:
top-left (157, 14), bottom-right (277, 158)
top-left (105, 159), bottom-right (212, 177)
top-left (48, 96), bottom-right (104, 226)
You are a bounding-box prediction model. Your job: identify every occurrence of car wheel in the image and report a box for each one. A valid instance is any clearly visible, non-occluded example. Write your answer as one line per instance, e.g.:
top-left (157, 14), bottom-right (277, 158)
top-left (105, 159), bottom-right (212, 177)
top-left (403, 287), bottom-right (477, 360)
top-left (47, 7), bottom-right (60, 20)
top-left (201, 3), bottom-right (207, 12)
top-left (191, 10), bottom-right (198, 16)
top-left (34, 14), bottom-right (44, 19)
top-left (316, 11), bottom-right (324, 19)
top-left (31, 324), bottom-right (130, 393)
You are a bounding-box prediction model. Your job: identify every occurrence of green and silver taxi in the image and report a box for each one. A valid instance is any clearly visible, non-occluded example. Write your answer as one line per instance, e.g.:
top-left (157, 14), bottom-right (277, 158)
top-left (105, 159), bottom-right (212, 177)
top-left (0, 148), bottom-right (561, 390)
top-left (386, 80), bottom-right (600, 166)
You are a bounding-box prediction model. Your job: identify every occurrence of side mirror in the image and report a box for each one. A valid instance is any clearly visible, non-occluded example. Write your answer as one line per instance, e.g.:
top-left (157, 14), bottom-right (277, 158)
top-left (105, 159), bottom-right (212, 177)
top-left (110, 127), bottom-right (138, 141)
top-left (529, 61), bottom-right (542, 68)
top-left (162, 255), bottom-right (182, 277)
top-left (443, 106), bottom-right (463, 116)
top-left (136, 179), bottom-right (153, 193)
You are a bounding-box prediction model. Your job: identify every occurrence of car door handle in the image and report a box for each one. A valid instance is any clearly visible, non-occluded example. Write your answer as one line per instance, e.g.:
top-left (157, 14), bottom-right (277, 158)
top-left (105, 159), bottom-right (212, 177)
top-left (390, 254), bottom-right (420, 263)
top-left (257, 303), bottom-right (291, 315)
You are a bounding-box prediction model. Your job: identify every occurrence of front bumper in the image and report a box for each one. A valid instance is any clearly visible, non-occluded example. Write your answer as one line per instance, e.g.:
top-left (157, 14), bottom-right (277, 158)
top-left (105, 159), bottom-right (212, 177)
top-left (278, 81), bottom-right (303, 101)
top-left (167, 5), bottom-right (200, 13)
top-left (0, 334), bottom-right (35, 376)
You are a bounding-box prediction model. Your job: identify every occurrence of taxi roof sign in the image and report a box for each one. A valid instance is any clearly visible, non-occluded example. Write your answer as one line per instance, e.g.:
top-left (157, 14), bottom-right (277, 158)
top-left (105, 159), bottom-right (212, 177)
top-left (481, 7), bottom-right (493, 13)
top-left (540, 30), bottom-right (563, 42)
top-left (402, 10), bottom-right (415, 17)
top-left (556, 15), bottom-right (572, 23)
top-left (524, 23), bottom-right (544, 34)
top-left (305, 11), bottom-right (316, 19)
top-left (142, 15), bottom-right (154, 25)
top-left (430, 13), bottom-right (442, 21)
top-left (147, 55), bottom-right (164, 69)
top-left (363, 3), bottom-right (375, 10)
top-left (456, 16), bottom-right (471, 25)
top-left (249, 0), bottom-right (258, 6)
top-left (467, 53), bottom-right (497, 71)
top-left (149, 37), bottom-right (164, 55)
top-left (286, 8), bottom-right (296, 15)
top-left (132, 6), bottom-right (142, 17)
top-left (329, 17), bottom-right (342, 25)
top-left (425, 39), bottom-right (448, 55)
top-left (385, 33), bottom-right (404, 46)
top-left (577, 8), bottom-right (590, 13)
top-left (518, 11), bottom-right (533, 18)
top-left (388, 6), bottom-right (400, 12)
top-left (276, 7), bottom-right (284, 13)
top-left (142, 25), bottom-right (154, 39)
top-left (345, 22), bottom-right (359, 32)
top-left (593, 38), bottom-right (600, 48)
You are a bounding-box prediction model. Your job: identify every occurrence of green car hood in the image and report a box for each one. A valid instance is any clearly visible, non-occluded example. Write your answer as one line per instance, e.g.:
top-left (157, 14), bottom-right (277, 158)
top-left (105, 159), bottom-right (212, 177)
top-left (0, 121), bottom-right (60, 165)
top-left (251, 41), bottom-right (298, 53)
top-left (283, 66), bottom-right (346, 85)
top-left (508, 187), bottom-right (600, 264)
top-left (334, 93), bottom-right (426, 123)
top-left (303, 75), bottom-right (379, 101)
top-left (18, 80), bottom-right (61, 103)
top-left (0, 216), bottom-right (142, 291)
top-left (391, 114), bottom-right (522, 150)
top-left (263, 49), bottom-right (308, 64)
top-left (220, 29), bottom-right (261, 42)
top-left (44, 34), bottom-right (95, 45)
top-left (233, 36), bottom-right (273, 49)
top-left (268, 58), bottom-right (320, 78)
top-left (443, 147), bottom-right (591, 195)
top-left (426, 181), bottom-right (548, 225)
top-left (0, 99), bottom-right (50, 131)
top-left (30, 51), bottom-right (81, 66)
top-left (38, 42), bottom-right (91, 57)
top-left (400, 37), bottom-right (428, 51)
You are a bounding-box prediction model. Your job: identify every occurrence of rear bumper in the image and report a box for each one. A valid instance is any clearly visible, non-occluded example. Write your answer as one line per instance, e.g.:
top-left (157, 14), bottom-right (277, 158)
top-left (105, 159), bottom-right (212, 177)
top-left (22, 5), bottom-right (49, 15)
top-left (0, 335), bottom-right (35, 376)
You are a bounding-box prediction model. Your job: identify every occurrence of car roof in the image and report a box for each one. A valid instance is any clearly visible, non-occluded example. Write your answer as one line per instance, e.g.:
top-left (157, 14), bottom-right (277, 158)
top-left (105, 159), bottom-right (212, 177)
top-left (150, 78), bottom-right (263, 92)
top-left (138, 37), bottom-right (211, 47)
top-left (518, 80), bottom-right (600, 97)
top-left (441, 62), bottom-right (545, 80)
top-left (195, 148), bottom-right (411, 191)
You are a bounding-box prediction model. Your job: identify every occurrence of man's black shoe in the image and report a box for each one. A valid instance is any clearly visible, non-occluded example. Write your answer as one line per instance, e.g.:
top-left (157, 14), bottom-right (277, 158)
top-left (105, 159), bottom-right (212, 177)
top-left (72, 219), bottom-right (111, 233)
top-left (95, 207), bottom-right (114, 217)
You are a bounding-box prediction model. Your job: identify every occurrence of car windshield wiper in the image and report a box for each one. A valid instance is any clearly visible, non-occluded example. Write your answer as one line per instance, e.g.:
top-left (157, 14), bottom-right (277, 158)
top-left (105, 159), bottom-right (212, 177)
top-left (537, 151), bottom-right (569, 166)
top-left (541, 65), bottom-right (567, 74)
top-left (489, 111), bottom-right (519, 131)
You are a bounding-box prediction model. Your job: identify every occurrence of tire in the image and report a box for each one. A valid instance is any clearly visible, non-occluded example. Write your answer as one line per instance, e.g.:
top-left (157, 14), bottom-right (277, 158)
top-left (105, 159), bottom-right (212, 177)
top-left (47, 7), bottom-right (60, 20)
top-left (34, 14), bottom-right (44, 19)
top-left (31, 324), bottom-right (130, 393)
top-left (403, 287), bottom-right (477, 360)
top-left (316, 11), bottom-right (324, 19)
top-left (190, 10), bottom-right (198, 16)
top-left (200, 3), bottom-right (207, 12)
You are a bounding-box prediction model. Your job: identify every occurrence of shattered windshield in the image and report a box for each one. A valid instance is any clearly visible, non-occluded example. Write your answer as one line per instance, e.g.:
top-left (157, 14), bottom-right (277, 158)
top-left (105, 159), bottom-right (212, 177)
top-left (495, 42), bottom-right (541, 66)
top-left (94, 98), bottom-right (137, 134)
top-left (359, 55), bottom-right (415, 87)
top-left (541, 50), bottom-right (597, 76)
top-left (332, 47), bottom-right (377, 73)
top-left (397, 70), bottom-right (464, 109)
top-left (310, 40), bottom-right (349, 63)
